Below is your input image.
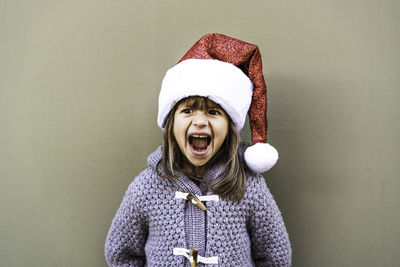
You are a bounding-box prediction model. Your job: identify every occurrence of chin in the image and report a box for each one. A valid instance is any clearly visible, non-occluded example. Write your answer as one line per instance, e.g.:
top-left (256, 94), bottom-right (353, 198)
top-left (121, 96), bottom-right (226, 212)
top-left (188, 158), bottom-right (210, 167)
top-left (185, 151), bottom-right (212, 167)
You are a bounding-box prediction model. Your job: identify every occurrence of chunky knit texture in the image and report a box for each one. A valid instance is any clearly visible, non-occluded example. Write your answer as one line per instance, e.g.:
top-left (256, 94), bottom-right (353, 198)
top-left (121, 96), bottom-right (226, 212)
top-left (105, 145), bottom-right (291, 266)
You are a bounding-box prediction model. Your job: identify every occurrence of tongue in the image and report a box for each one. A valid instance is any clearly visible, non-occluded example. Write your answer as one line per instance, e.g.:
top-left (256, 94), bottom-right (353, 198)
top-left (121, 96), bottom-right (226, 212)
top-left (192, 138), bottom-right (208, 149)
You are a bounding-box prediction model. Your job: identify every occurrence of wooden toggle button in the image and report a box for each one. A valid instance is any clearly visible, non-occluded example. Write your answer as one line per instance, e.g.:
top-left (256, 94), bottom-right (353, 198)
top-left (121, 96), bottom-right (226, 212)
top-left (190, 248), bottom-right (198, 267)
top-left (186, 193), bottom-right (206, 211)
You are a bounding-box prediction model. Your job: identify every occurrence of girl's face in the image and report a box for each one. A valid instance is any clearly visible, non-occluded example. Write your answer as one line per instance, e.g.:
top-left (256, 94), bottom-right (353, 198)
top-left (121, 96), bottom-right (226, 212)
top-left (173, 99), bottom-right (229, 167)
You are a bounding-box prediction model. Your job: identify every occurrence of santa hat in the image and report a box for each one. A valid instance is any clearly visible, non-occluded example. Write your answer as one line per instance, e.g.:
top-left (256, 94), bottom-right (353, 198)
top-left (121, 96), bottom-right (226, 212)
top-left (157, 33), bottom-right (278, 173)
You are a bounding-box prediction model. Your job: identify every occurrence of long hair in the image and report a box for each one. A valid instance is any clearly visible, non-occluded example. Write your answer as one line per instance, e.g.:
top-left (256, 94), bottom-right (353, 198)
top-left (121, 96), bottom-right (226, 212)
top-left (156, 96), bottom-right (247, 202)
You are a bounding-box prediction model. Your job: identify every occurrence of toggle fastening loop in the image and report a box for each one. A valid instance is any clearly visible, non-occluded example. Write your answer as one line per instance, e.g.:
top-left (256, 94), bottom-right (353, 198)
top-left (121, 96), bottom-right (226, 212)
top-left (174, 191), bottom-right (219, 211)
top-left (173, 248), bottom-right (219, 265)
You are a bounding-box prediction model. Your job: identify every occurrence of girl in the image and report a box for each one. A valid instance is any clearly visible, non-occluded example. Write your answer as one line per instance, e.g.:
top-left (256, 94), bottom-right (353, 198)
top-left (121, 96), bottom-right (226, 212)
top-left (105, 33), bottom-right (292, 267)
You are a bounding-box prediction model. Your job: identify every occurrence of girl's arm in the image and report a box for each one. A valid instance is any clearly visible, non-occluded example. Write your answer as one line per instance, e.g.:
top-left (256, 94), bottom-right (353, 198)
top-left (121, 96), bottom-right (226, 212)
top-left (105, 177), bottom-right (148, 267)
top-left (248, 174), bottom-right (292, 267)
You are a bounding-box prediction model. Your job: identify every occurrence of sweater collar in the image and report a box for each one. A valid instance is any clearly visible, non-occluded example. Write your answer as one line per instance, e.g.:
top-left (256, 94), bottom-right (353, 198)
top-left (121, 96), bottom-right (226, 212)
top-left (147, 144), bottom-right (248, 195)
top-left (147, 145), bottom-right (227, 195)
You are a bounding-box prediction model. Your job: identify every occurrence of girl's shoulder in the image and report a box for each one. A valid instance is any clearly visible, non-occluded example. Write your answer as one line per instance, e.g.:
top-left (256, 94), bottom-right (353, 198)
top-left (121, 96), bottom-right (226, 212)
top-left (244, 170), bottom-right (273, 201)
top-left (126, 167), bottom-right (164, 195)
top-left (245, 169), bottom-right (266, 187)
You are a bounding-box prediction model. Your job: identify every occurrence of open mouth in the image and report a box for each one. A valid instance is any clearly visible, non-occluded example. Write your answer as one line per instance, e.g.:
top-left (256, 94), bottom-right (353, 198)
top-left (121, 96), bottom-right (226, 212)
top-left (188, 134), bottom-right (211, 152)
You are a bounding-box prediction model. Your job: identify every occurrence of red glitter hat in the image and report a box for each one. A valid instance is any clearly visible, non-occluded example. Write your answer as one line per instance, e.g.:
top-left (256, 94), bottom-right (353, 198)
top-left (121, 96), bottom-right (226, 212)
top-left (158, 33), bottom-right (278, 172)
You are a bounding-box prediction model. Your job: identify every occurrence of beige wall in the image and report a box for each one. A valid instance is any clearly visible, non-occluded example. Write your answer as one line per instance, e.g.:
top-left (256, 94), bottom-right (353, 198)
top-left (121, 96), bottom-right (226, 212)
top-left (1, 0), bottom-right (399, 266)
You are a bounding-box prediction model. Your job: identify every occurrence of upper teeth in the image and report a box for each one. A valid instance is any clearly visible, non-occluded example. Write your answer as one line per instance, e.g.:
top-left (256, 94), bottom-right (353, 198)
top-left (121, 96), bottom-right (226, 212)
top-left (191, 134), bottom-right (208, 138)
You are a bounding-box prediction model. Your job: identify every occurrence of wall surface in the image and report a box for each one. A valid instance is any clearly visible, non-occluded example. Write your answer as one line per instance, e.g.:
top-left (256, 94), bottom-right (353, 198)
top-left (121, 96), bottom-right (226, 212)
top-left (1, 0), bottom-right (399, 266)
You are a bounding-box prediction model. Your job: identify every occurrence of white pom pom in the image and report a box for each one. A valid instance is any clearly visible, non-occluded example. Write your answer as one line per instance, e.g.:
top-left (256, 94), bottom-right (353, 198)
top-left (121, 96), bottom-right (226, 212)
top-left (244, 143), bottom-right (279, 173)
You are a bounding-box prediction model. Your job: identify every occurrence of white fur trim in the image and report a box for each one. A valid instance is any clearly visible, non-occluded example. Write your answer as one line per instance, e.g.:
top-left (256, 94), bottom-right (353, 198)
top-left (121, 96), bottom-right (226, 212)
top-left (158, 59), bottom-right (253, 130)
top-left (244, 143), bottom-right (279, 173)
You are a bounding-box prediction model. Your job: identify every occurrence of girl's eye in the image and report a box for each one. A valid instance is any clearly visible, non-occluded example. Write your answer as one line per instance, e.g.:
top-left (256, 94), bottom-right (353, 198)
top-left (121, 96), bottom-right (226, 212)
top-left (209, 109), bottom-right (221, 115)
top-left (182, 108), bottom-right (192, 114)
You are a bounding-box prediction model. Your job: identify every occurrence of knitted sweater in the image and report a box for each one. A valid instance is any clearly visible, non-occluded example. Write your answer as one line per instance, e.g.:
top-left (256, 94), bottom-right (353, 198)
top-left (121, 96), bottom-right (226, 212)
top-left (105, 145), bottom-right (291, 266)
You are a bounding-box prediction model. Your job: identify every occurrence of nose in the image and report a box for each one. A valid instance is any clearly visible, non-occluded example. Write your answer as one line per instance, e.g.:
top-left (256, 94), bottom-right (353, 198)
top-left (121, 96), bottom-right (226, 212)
top-left (192, 111), bottom-right (208, 128)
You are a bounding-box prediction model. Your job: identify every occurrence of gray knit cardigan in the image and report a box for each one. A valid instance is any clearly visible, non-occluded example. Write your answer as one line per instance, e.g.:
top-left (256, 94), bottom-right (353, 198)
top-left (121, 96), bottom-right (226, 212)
top-left (105, 145), bottom-right (291, 266)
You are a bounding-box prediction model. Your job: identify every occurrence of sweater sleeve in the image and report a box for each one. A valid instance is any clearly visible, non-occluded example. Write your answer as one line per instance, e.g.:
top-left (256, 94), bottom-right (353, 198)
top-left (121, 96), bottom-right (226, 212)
top-left (248, 174), bottom-right (292, 267)
top-left (105, 173), bottom-right (148, 267)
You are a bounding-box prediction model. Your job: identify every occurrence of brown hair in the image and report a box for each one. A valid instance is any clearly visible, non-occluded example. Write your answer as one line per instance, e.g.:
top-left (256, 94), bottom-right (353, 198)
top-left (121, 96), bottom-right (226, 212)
top-left (156, 96), bottom-right (247, 202)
